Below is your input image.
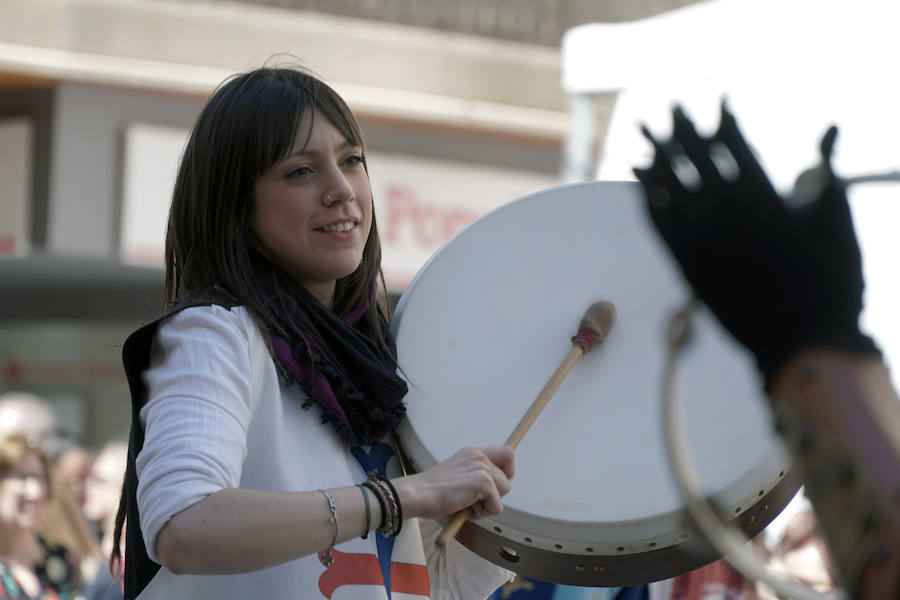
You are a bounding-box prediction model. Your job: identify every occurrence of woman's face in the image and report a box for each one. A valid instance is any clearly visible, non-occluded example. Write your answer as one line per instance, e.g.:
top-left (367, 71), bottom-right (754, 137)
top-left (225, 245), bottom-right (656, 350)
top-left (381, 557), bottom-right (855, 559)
top-left (250, 110), bottom-right (373, 307)
top-left (55, 447), bottom-right (91, 508)
top-left (0, 452), bottom-right (48, 532)
top-left (83, 445), bottom-right (126, 524)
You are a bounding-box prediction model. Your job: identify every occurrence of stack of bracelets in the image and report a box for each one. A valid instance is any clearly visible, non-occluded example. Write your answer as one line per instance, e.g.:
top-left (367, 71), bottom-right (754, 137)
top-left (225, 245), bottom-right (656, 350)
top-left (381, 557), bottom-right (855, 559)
top-left (319, 471), bottom-right (404, 567)
top-left (360, 470), bottom-right (403, 538)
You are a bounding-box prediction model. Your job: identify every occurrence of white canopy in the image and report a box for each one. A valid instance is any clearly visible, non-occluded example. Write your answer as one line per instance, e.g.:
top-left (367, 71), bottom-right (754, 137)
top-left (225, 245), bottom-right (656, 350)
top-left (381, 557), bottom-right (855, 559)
top-left (563, 0), bottom-right (897, 97)
top-left (561, 0), bottom-right (900, 381)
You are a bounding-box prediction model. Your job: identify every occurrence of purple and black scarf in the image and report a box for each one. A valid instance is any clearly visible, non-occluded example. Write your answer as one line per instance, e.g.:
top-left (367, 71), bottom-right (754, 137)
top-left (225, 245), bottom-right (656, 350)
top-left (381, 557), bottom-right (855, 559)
top-left (263, 277), bottom-right (407, 446)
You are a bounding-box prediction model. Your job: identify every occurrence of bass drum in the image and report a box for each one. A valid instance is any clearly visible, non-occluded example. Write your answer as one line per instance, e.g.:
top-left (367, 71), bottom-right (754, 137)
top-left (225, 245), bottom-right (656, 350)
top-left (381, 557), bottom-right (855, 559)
top-left (391, 181), bottom-right (799, 586)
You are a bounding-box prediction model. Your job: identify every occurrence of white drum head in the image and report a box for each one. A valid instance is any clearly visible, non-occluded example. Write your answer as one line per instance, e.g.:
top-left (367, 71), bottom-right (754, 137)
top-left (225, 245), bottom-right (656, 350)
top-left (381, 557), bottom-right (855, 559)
top-left (392, 181), bottom-right (798, 586)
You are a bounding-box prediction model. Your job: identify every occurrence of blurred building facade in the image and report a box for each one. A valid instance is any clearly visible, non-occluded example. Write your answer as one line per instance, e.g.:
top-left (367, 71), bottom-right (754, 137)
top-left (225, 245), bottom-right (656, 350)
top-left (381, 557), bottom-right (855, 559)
top-left (0, 0), bottom-right (699, 446)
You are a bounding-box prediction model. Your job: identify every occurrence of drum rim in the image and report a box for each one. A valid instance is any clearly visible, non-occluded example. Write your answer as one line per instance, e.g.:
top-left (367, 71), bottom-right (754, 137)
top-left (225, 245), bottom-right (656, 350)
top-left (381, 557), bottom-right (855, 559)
top-left (452, 466), bottom-right (801, 586)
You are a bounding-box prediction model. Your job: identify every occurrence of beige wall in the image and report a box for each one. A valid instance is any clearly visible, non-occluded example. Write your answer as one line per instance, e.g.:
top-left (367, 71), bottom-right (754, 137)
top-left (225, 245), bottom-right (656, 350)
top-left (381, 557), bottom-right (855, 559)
top-left (0, 0), bottom-right (568, 140)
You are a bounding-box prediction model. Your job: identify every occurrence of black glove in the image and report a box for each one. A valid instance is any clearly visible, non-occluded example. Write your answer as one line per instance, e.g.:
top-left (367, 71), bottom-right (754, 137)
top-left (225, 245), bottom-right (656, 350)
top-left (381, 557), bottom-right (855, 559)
top-left (633, 102), bottom-right (879, 384)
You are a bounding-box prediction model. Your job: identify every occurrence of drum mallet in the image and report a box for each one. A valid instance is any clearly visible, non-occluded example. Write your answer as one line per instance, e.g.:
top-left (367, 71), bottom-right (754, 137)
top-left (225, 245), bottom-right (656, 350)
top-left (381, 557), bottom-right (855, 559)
top-left (436, 300), bottom-right (617, 548)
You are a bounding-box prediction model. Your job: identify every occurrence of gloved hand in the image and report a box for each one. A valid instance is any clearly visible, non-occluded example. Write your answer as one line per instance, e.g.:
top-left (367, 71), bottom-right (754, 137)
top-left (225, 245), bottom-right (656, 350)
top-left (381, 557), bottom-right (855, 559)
top-left (633, 102), bottom-right (879, 384)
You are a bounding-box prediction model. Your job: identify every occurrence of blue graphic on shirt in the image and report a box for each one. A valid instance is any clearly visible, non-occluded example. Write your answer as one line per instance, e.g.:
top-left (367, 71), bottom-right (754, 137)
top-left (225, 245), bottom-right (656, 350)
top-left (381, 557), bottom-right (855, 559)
top-left (351, 443), bottom-right (397, 598)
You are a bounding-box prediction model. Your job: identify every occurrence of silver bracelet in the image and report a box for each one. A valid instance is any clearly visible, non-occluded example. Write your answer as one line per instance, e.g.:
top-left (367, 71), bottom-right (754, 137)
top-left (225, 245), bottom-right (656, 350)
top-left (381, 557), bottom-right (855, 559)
top-left (318, 489), bottom-right (338, 566)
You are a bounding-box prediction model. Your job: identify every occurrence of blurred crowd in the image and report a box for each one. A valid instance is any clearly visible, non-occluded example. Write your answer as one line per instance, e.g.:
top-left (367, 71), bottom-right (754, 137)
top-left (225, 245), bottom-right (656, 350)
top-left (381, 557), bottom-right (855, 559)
top-left (0, 387), bottom-right (836, 600)
top-left (665, 515), bottom-right (837, 600)
top-left (491, 501), bottom-right (838, 600)
top-left (0, 391), bottom-right (127, 600)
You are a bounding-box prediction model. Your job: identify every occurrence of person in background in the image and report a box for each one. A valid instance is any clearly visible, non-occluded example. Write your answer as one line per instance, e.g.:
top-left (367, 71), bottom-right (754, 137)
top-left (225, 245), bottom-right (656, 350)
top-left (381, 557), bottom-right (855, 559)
top-left (633, 103), bottom-right (900, 598)
top-left (53, 445), bottom-right (93, 520)
top-left (765, 509), bottom-right (837, 596)
top-left (68, 441), bottom-right (128, 600)
top-left (0, 393), bottom-right (58, 446)
top-left (83, 441), bottom-right (127, 561)
top-left (0, 393), bottom-right (103, 595)
top-left (0, 434), bottom-right (65, 599)
top-left (37, 471), bottom-right (101, 599)
top-left (46, 439), bottom-right (104, 583)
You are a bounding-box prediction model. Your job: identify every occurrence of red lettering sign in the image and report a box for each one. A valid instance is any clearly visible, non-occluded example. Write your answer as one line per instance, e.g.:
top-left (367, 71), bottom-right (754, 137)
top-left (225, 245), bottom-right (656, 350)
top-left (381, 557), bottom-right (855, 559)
top-left (383, 183), bottom-right (480, 251)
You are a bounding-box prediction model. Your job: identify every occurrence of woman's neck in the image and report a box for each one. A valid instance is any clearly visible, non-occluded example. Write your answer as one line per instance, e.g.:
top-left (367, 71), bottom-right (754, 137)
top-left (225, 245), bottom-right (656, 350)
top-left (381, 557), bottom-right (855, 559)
top-left (303, 281), bottom-right (335, 310)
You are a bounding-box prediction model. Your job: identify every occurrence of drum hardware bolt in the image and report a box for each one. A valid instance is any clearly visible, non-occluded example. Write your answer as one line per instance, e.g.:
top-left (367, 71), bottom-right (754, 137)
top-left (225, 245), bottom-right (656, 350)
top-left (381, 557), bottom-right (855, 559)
top-left (616, 546), bottom-right (625, 552)
top-left (493, 526), bottom-right (502, 534)
top-left (523, 537), bottom-right (532, 543)
top-left (733, 507), bottom-right (741, 513)
top-left (592, 565), bottom-right (605, 572)
top-left (758, 489), bottom-right (764, 497)
top-left (648, 542), bottom-right (657, 548)
top-left (778, 470), bottom-right (784, 477)
top-left (585, 547), bottom-right (594, 553)
top-left (746, 515), bottom-right (756, 526)
top-left (575, 564), bottom-right (585, 572)
top-left (497, 546), bottom-right (520, 563)
top-left (761, 503), bottom-right (769, 514)
top-left (554, 544), bottom-right (563, 550)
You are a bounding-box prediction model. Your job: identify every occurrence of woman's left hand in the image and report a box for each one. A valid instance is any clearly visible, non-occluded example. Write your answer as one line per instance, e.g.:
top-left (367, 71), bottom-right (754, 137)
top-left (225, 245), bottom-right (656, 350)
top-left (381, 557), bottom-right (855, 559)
top-left (392, 445), bottom-right (515, 521)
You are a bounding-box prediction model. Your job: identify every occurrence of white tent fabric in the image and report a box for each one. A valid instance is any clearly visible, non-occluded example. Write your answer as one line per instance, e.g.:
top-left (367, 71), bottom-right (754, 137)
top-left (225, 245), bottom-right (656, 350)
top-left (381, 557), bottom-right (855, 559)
top-left (562, 0), bottom-right (897, 97)
top-left (561, 0), bottom-right (900, 384)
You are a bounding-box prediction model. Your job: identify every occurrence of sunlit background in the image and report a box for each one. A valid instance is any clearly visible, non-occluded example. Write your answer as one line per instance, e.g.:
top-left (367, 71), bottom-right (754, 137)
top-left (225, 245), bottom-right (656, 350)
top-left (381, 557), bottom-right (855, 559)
top-left (1, 1), bottom-right (895, 596)
top-left (0, 0), bottom-right (707, 452)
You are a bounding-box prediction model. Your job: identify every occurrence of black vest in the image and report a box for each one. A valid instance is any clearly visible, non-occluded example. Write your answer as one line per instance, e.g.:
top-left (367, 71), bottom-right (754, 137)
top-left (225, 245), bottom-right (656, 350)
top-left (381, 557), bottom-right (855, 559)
top-left (120, 297), bottom-right (237, 599)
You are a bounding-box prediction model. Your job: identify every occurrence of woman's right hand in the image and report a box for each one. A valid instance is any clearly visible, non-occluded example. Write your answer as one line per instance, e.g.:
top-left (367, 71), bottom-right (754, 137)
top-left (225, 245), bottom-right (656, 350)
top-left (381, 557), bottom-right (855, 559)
top-left (392, 445), bottom-right (515, 521)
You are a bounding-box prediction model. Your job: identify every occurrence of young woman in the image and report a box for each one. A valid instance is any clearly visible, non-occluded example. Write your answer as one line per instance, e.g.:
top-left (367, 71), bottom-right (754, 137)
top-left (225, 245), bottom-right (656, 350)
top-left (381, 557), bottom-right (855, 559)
top-left (113, 65), bottom-right (516, 600)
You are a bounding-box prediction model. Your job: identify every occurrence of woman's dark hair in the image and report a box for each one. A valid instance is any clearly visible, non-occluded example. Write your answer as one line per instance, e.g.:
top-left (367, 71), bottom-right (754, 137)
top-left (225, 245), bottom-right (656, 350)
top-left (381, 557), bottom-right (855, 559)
top-left (110, 65), bottom-right (390, 573)
top-left (166, 65), bottom-right (386, 320)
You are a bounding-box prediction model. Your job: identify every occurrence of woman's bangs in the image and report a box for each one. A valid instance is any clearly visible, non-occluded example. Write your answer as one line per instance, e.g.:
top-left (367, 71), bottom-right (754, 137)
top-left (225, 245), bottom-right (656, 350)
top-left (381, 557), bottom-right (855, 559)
top-left (254, 80), bottom-right (315, 174)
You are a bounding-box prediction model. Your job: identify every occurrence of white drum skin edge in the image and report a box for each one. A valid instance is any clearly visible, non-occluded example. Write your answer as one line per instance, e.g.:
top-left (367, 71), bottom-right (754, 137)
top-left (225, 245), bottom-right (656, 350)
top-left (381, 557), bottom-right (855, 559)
top-left (391, 181), bottom-right (799, 586)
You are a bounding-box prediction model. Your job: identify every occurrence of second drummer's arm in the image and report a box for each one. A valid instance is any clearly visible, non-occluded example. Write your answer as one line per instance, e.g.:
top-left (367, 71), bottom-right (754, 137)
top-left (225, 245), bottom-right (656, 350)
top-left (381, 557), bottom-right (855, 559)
top-left (767, 349), bottom-right (900, 597)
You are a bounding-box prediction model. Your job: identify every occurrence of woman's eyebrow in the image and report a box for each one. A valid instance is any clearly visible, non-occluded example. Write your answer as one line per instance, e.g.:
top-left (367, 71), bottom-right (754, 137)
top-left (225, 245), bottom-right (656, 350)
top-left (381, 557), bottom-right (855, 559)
top-left (285, 139), bottom-right (358, 159)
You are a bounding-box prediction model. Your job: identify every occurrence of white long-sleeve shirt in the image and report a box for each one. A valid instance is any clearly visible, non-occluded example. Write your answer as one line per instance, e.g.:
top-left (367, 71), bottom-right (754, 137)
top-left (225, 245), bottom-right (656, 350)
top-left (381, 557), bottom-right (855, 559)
top-left (134, 304), bottom-right (512, 599)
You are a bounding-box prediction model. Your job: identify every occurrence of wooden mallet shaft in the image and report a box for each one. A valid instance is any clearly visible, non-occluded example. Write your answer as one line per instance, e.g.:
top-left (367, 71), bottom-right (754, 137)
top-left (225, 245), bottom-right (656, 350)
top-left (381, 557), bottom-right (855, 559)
top-left (436, 300), bottom-right (616, 548)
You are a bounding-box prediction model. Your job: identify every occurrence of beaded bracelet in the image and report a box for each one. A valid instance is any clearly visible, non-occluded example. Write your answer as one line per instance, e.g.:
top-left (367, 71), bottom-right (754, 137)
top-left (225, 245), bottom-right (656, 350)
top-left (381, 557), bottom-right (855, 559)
top-left (381, 477), bottom-right (403, 537)
top-left (362, 471), bottom-right (402, 537)
top-left (373, 477), bottom-right (398, 536)
top-left (360, 479), bottom-right (387, 531)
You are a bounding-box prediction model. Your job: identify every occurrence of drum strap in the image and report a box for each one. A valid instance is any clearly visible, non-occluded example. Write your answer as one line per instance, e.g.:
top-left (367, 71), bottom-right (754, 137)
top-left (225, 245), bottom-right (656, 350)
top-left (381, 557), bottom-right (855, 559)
top-left (389, 429), bottom-right (416, 476)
